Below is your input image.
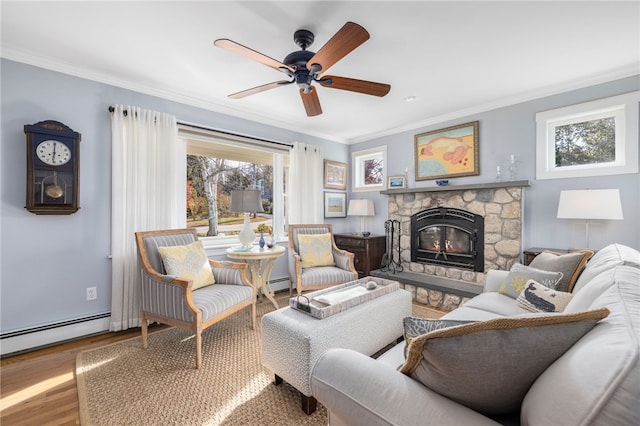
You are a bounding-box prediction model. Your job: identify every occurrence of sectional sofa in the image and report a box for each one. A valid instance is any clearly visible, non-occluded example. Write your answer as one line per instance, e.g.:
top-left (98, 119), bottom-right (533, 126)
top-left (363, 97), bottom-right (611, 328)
top-left (311, 243), bottom-right (640, 425)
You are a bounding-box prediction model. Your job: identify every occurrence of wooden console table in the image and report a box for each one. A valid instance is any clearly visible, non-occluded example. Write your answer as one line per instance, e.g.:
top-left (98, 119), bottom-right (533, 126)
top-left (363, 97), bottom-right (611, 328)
top-left (334, 234), bottom-right (386, 278)
top-left (522, 247), bottom-right (569, 265)
top-left (226, 245), bottom-right (285, 310)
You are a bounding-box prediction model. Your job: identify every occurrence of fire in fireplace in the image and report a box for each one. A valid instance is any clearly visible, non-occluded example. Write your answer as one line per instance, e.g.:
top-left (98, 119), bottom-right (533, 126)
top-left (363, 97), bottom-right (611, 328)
top-left (411, 207), bottom-right (484, 271)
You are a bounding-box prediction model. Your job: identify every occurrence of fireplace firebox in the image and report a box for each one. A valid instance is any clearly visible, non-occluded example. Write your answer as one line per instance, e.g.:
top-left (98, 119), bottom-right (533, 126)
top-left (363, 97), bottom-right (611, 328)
top-left (411, 207), bottom-right (484, 271)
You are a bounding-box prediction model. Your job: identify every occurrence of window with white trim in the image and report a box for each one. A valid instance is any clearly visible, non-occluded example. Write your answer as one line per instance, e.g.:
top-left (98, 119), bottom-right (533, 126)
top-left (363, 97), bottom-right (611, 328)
top-left (352, 146), bottom-right (387, 192)
top-left (536, 91), bottom-right (639, 180)
top-left (178, 125), bottom-right (289, 246)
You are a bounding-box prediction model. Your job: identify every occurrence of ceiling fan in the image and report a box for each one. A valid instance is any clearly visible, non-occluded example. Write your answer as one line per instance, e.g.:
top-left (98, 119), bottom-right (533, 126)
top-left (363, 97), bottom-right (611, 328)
top-left (214, 22), bottom-right (391, 117)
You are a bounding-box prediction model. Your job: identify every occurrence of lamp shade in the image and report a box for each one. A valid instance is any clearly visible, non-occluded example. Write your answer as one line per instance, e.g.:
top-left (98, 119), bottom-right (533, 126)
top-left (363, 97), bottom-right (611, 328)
top-left (230, 189), bottom-right (264, 213)
top-left (557, 189), bottom-right (623, 220)
top-left (347, 199), bottom-right (375, 217)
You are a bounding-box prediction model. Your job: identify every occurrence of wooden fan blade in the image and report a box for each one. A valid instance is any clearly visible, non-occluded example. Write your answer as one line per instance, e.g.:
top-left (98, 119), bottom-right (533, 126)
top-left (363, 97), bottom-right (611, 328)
top-left (229, 80), bottom-right (292, 99)
top-left (215, 39), bottom-right (294, 73)
top-left (319, 76), bottom-right (391, 97)
top-left (299, 87), bottom-right (322, 116)
top-left (307, 22), bottom-right (369, 74)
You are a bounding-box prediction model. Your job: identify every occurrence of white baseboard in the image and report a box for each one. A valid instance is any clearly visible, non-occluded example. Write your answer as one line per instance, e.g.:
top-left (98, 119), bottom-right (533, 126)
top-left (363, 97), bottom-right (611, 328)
top-left (1, 278), bottom-right (291, 357)
top-left (1, 315), bottom-right (111, 356)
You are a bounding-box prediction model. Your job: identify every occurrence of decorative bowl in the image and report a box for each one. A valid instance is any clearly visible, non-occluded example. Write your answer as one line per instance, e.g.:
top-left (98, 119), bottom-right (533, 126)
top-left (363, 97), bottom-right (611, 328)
top-left (436, 179), bottom-right (449, 186)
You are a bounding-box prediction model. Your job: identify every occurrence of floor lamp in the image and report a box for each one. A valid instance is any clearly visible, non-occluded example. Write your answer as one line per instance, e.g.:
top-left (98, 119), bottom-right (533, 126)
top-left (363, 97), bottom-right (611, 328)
top-left (557, 189), bottom-right (623, 248)
top-left (230, 189), bottom-right (264, 251)
top-left (347, 199), bottom-right (375, 236)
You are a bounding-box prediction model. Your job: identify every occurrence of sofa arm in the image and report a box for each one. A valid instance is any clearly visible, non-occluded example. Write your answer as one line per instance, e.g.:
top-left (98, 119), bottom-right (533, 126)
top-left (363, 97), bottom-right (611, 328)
top-left (484, 269), bottom-right (509, 293)
top-left (311, 348), bottom-right (500, 426)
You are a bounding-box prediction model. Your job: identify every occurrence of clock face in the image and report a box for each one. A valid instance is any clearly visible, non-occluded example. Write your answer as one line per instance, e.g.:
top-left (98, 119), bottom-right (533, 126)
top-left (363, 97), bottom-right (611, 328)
top-left (36, 139), bottom-right (72, 166)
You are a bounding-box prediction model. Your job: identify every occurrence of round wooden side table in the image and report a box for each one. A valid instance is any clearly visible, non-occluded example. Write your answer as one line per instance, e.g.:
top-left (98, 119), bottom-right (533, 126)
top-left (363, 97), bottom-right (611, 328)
top-left (226, 245), bottom-right (285, 310)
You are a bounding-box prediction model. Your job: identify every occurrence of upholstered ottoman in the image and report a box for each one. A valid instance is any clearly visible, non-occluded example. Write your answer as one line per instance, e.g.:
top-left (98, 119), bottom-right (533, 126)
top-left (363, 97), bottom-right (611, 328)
top-left (260, 288), bottom-right (412, 414)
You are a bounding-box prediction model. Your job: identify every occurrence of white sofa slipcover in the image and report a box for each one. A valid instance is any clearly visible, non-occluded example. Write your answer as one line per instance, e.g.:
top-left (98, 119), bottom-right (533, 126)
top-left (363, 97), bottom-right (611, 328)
top-left (311, 243), bottom-right (640, 425)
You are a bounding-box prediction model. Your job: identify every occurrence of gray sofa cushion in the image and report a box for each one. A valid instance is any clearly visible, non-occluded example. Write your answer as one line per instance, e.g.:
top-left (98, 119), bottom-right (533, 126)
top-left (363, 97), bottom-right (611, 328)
top-left (528, 249), bottom-right (593, 292)
top-left (399, 308), bottom-right (610, 415)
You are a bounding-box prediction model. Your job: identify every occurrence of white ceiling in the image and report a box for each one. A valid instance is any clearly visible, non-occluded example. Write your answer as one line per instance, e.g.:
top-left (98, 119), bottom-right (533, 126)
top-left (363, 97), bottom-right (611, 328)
top-left (2, 1), bottom-right (638, 144)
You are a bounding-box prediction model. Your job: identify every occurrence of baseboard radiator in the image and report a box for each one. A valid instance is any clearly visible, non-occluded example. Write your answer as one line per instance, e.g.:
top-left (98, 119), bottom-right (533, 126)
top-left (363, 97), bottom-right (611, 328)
top-left (1, 312), bottom-right (111, 357)
top-left (1, 277), bottom-right (292, 357)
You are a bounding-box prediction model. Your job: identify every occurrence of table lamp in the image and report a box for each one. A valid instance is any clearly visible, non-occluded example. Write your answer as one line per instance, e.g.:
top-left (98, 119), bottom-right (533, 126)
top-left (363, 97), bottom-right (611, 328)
top-left (347, 199), bottom-right (375, 236)
top-left (230, 189), bottom-right (264, 251)
top-left (557, 189), bottom-right (623, 248)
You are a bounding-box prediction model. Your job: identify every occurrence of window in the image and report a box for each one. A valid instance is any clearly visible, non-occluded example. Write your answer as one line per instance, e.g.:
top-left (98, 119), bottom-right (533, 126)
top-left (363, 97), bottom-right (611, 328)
top-left (352, 146), bottom-right (387, 191)
top-left (178, 125), bottom-right (290, 246)
top-left (536, 91), bottom-right (639, 179)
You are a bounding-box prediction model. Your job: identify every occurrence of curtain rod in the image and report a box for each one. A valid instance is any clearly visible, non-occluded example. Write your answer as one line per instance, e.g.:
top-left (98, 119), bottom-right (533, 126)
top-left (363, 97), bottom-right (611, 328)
top-left (108, 106), bottom-right (293, 148)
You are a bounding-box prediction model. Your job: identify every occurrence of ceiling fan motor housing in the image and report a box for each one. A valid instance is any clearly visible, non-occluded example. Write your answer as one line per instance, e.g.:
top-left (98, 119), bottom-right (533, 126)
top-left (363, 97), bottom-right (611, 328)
top-left (283, 50), bottom-right (316, 92)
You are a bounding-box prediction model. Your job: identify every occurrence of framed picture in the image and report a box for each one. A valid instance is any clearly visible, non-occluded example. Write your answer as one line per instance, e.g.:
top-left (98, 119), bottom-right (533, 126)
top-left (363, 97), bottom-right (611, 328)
top-left (324, 160), bottom-right (347, 190)
top-left (387, 175), bottom-right (406, 189)
top-left (414, 121), bottom-right (479, 181)
top-left (324, 192), bottom-right (347, 218)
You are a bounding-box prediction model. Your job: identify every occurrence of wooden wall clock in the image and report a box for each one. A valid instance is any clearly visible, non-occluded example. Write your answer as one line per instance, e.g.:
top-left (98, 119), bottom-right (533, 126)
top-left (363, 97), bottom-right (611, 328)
top-left (23, 120), bottom-right (81, 215)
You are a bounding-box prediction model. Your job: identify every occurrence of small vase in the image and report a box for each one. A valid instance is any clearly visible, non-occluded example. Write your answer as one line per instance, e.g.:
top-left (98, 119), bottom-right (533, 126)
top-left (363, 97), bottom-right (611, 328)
top-left (259, 233), bottom-right (265, 249)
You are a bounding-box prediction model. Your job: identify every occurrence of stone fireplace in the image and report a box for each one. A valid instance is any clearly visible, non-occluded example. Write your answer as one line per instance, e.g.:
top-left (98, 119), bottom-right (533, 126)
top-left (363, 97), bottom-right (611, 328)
top-left (375, 181), bottom-right (530, 311)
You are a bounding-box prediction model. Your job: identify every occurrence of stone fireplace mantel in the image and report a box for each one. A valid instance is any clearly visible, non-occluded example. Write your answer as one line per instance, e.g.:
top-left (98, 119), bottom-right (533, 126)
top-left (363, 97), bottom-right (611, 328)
top-left (380, 179), bottom-right (530, 196)
top-left (375, 179), bottom-right (531, 311)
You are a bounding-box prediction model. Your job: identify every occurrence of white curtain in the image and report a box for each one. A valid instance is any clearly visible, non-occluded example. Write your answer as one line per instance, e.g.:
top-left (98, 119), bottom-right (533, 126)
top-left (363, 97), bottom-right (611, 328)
top-left (110, 105), bottom-right (181, 331)
top-left (288, 142), bottom-right (323, 224)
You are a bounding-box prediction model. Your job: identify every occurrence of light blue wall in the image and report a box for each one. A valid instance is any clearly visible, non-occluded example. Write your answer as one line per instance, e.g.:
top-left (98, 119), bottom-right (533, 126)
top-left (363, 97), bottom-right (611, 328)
top-left (0, 59), bottom-right (348, 336)
top-left (348, 75), bottom-right (640, 251)
top-left (2, 58), bottom-right (638, 346)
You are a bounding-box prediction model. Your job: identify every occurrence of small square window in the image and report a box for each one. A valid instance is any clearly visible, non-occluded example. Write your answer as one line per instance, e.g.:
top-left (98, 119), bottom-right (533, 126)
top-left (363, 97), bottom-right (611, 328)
top-left (352, 146), bottom-right (387, 191)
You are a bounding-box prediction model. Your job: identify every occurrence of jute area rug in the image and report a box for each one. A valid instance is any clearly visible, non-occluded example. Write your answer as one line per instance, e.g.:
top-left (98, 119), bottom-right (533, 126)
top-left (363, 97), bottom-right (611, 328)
top-left (76, 294), bottom-right (441, 425)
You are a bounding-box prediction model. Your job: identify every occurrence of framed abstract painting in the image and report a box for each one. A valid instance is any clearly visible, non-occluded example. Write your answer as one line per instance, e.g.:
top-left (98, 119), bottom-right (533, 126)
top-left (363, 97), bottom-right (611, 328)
top-left (414, 121), bottom-right (479, 181)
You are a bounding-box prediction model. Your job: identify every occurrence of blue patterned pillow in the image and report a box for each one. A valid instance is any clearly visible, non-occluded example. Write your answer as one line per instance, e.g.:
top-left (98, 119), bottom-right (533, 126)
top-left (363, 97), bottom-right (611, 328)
top-left (403, 317), bottom-right (475, 345)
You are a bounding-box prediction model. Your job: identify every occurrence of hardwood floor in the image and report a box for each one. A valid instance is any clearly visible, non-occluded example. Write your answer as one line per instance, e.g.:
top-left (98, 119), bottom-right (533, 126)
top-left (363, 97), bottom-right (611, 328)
top-left (0, 326), bottom-right (164, 426)
top-left (1, 296), bottom-right (441, 425)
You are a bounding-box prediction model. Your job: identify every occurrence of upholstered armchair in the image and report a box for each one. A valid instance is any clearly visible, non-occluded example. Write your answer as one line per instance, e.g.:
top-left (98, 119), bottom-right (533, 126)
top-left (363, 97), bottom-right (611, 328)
top-left (135, 228), bottom-right (256, 369)
top-left (288, 224), bottom-right (358, 296)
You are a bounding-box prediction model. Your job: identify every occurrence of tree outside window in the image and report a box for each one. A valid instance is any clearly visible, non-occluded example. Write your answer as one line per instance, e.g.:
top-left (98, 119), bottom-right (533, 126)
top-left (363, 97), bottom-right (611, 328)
top-left (554, 117), bottom-right (615, 167)
top-left (187, 155), bottom-right (272, 237)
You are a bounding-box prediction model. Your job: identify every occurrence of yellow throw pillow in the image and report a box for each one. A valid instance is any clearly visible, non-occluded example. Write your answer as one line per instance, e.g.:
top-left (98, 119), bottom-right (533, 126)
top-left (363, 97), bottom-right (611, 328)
top-left (298, 233), bottom-right (335, 268)
top-left (158, 240), bottom-right (215, 290)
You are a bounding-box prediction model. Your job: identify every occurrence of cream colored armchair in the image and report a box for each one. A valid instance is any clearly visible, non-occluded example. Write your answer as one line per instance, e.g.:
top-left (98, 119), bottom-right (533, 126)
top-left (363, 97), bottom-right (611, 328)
top-left (288, 224), bottom-right (358, 296)
top-left (135, 228), bottom-right (256, 369)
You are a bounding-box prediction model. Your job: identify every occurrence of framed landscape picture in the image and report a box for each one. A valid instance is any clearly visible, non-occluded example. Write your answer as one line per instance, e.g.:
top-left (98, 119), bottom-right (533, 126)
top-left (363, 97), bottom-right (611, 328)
top-left (387, 175), bottom-right (406, 189)
top-left (324, 160), bottom-right (347, 190)
top-left (324, 192), bottom-right (347, 218)
top-left (414, 121), bottom-right (479, 181)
